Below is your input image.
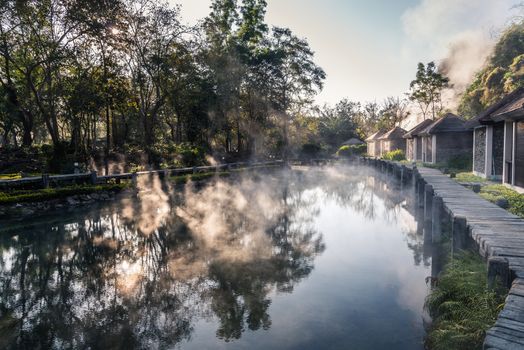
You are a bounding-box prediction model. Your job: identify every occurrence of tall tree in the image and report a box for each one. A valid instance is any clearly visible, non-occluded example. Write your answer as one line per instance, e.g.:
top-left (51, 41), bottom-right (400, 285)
top-left (409, 62), bottom-right (449, 120)
top-left (267, 27), bottom-right (325, 158)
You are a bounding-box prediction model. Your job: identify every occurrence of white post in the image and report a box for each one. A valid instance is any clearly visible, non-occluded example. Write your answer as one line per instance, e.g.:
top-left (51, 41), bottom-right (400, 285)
top-left (432, 135), bottom-right (437, 164)
top-left (513, 122), bottom-right (517, 185)
top-left (472, 128), bottom-right (476, 173)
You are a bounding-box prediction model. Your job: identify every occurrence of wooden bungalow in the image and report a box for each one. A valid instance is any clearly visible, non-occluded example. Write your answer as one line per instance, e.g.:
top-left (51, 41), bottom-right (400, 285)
top-left (379, 127), bottom-right (407, 155)
top-left (466, 88), bottom-right (524, 190)
top-left (465, 89), bottom-right (524, 182)
top-left (418, 113), bottom-right (473, 164)
top-left (403, 119), bottom-right (434, 162)
top-left (365, 130), bottom-right (386, 157)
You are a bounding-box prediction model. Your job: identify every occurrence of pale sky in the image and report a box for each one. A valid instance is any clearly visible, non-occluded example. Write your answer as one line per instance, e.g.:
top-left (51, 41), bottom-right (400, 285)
top-left (172, 0), bottom-right (521, 106)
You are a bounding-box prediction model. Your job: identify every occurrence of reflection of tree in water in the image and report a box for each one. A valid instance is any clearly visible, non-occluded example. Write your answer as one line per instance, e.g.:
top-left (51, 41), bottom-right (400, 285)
top-left (301, 165), bottom-right (429, 267)
top-left (0, 172), bottom-right (324, 349)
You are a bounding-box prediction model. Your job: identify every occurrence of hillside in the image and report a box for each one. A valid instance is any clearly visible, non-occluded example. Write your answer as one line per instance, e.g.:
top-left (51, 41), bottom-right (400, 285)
top-left (459, 23), bottom-right (524, 118)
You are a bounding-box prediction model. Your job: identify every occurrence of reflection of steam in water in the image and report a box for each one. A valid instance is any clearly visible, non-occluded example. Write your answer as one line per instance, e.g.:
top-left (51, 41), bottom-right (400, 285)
top-left (299, 164), bottom-right (427, 268)
top-left (121, 173), bottom-right (172, 236)
top-left (176, 178), bottom-right (281, 263)
top-left (0, 170), bottom-right (325, 348)
top-left (0, 165), bottom-right (433, 349)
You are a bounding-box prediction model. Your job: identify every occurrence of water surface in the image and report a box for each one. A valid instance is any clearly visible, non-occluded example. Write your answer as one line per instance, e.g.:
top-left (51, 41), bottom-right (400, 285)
top-left (0, 166), bottom-right (433, 349)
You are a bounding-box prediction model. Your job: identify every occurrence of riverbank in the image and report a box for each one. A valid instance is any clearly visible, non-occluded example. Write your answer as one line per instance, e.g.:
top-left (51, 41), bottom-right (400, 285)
top-left (362, 157), bottom-right (524, 349)
top-left (0, 165), bottom-right (288, 219)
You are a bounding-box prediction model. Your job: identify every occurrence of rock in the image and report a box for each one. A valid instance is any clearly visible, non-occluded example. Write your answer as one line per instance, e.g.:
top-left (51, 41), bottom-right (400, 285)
top-left (495, 198), bottom-right (510, 209)
top-left (19, 207), bottom-right (35, 216)
top-left (472, 184), bottom-right (481, 193)
top-left (78, 194), bottom-right (91, 202)
top-left (67, 197), bottom-right (79, 206)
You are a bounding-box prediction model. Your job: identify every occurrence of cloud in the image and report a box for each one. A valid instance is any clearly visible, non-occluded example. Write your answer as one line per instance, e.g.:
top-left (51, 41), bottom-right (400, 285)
top-left (401, 0), bottom-right (521, 112)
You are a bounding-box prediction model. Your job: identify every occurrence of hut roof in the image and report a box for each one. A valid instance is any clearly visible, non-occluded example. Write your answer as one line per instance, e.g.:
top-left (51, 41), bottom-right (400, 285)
top-left (403, 119), bottom-right (434, 139)
top-left (365, 130), bottom-right (386, 142)
top-left (420, 113), bottom-right (467, 135)
top-left (379, 126), bottom-right (407, 140)
top-left (465, 87), bottom-right (524, 128)
top-left (341, 138), bottom-right (365, 146)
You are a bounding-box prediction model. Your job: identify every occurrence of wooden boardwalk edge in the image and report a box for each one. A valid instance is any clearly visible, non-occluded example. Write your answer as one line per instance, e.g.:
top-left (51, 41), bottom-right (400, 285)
top-left (360, 157), bottom-right (524, 350)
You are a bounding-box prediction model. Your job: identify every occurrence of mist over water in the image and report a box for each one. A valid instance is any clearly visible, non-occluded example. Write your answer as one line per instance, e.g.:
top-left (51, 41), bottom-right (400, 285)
top-left (0, 165), bottom-right (433, 349)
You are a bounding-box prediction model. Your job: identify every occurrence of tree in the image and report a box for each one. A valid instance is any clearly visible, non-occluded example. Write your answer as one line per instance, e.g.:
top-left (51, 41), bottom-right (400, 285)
top-left (459, 23), bottom-right (524, 118)
top-left (266, 27), bottom-right (325, 158)
top-left (317, 100), bottom-right (360, 151)
top-left (409, 62), bottom-right (449, 120)
top-left (378, 97), bottom-right (410, 130)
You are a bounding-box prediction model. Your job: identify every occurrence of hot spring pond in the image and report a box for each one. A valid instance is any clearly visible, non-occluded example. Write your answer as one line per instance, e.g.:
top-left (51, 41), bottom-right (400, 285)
top-left (0, 166), bottom-right (435, 349)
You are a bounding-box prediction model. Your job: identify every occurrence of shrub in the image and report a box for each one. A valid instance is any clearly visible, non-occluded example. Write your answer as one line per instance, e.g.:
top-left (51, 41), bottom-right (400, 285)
top-left (337, 144), bottom-right (366, 157)
top-left (447, 155), bottom-right (473, 172)
top-left (0, 183), bottom-right (128, 204)
top-left (382, 149), bottom-right (406, 161)
top-left (301, 143), bottom-right (322, 158)
top-left (425, 252), bottom-right (505, 350)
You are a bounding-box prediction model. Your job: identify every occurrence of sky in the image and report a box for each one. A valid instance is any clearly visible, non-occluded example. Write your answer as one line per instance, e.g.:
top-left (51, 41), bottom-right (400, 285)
top-left (172, 0), bottom-right (522, 106)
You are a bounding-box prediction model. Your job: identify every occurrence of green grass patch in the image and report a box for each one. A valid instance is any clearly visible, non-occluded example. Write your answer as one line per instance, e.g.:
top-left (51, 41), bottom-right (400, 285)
top-left (479, 184), bottom-right (524, 217)
top-left (0, 183), bottom-right (128, 205)
top-left (425, 252), bottom-right (505, 350)
top-left (454, 172), bottom-right (487, 183)
top-left (0, 173), bottom-right (22, 180)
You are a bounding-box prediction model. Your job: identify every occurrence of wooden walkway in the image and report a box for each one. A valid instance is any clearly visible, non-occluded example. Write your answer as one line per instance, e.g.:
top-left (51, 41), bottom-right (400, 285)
top-left (362, 158), bottom-right (524, 349)
top-left (416, 167), bottom-right (524, 350)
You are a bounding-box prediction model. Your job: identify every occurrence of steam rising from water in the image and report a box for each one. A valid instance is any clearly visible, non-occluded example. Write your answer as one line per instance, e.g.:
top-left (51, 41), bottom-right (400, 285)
top-left (176, 178), bottom-right (280, 263)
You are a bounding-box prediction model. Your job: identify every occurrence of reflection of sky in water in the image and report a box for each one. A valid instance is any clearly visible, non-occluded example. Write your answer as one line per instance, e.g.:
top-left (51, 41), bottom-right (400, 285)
top-left (184, 181), bottom-right (429, 350)
top-left (0, 167), bottom-right (431, 350)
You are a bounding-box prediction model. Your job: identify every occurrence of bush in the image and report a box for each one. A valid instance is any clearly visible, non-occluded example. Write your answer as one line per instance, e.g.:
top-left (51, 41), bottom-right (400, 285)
top-left (301, 143), bottom-right (322, 158)
top-left (337, 144), bottom-right (366, 157)
top-left (382, 149), bottom-right (406, 161)
top-left (425, 252), bottom-right (505, 350)
top-left (0, 183), bottom-right (128, 204)
top-left (447, 155), bottom-right (473, 172)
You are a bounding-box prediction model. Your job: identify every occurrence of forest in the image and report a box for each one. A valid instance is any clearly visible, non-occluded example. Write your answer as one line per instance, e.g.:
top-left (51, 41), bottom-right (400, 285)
top-left (0, 0), bottom-right (408, 174)
top-left (2, 0), bottom-right (524, 174)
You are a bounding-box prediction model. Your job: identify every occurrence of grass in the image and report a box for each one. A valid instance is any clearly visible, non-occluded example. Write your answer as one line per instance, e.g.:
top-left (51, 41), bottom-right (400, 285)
top-left (0, 165), bottom-right (283, 205)
top-left (479, 184), bottom-right (524, 218)
top-left (454, 172), bottom-right (488, 183)
top-left (425, 252), bottom-right (505, 350)
top-left (0, 183), bottom-right (129, 205)
top-left (0, 174), bottom-right (21, 180)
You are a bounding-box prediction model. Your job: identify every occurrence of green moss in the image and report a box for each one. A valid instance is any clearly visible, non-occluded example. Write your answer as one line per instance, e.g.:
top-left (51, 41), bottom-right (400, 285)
top-left (425, 252), bottom-right (505, 350)
top-left (0, 183), bottom-right (128, 205)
